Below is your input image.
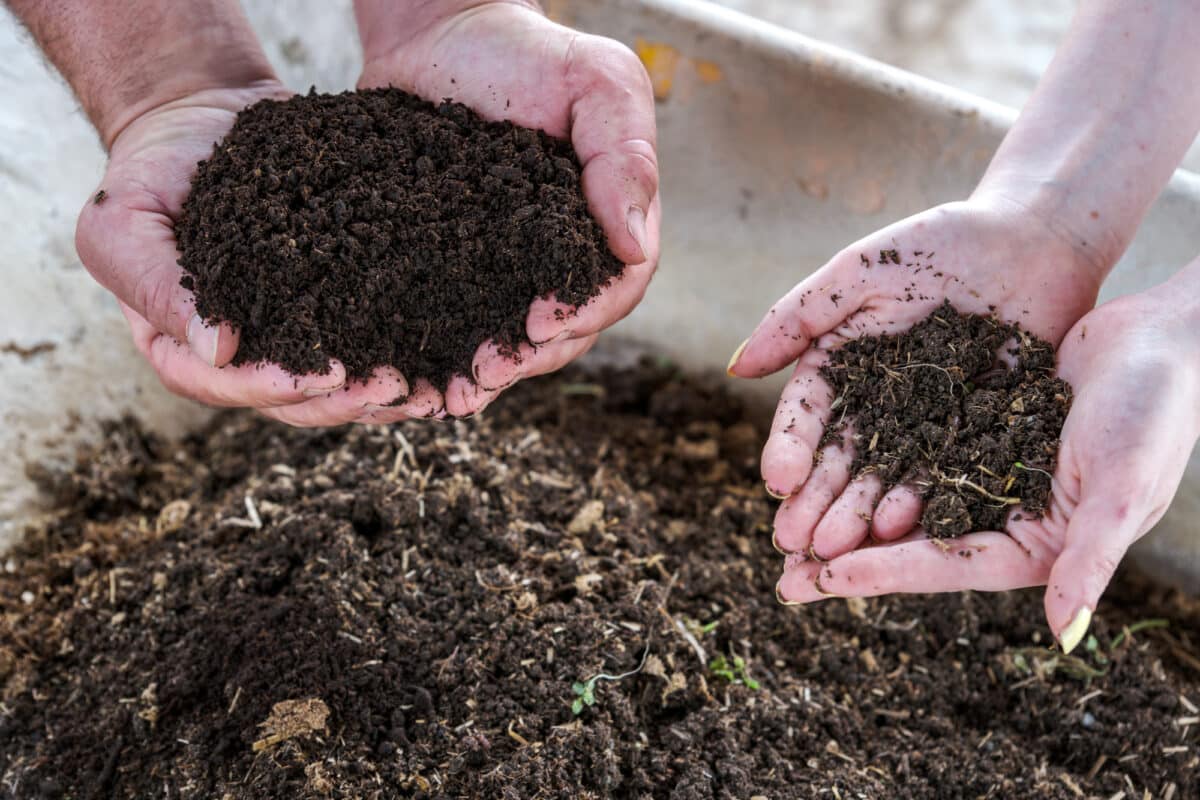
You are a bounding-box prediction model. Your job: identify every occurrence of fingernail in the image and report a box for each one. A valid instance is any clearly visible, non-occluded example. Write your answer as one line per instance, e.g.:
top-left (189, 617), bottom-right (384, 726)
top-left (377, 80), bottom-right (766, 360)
top-left (764, 480), bottom-right (788, 501)
top-left (771, 528), bottom-right (789, 555)
top-left (727, 338), bottom-right (749, 377)
top-left (186, 313), bottom-right (220, 368)
top-left (626, 205), bottom-right (648, 263)
top-left (812, 573), bottom-right (839, 598)
top-left (1059, 607), bottom-right (1092, 655)
top-left (775, 581), bottom-right (800, 606)
top-left (301, 376), bottom-right (345, 397)
top-left (530, 329), bottom-right (571, 347)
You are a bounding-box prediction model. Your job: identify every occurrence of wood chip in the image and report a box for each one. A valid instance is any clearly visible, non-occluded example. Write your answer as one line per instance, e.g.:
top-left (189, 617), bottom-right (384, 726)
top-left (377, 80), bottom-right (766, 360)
top-left (252, 698), bottom-right (329, 752)
top-left (1058, 773), bottom-right (1084, 797)
top-left (567, 500), bottom-right (605, 534)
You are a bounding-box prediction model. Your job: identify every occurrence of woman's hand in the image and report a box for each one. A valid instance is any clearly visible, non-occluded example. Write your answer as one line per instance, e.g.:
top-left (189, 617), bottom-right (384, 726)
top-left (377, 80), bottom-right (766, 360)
top-left (728, 197), bottom-right (1104, 561)
top-left (775, 274), bottom-right (1200, 653)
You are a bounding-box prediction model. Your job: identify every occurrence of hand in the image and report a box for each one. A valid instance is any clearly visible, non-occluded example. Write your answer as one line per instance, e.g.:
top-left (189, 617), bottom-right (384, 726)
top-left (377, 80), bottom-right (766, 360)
top-left (728, 197), bottom-right (1103, 560)
top-left (75, 84), bottom-right (423, 425)
top-left (354, 0), bottom-right (661, 421)
top-left (775, 279), bottom-right (1200, 653)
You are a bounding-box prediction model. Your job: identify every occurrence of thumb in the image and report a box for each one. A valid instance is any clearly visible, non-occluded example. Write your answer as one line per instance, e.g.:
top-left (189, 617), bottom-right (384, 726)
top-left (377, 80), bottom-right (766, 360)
top-left (567, 36), bottom-right (659, 267)
top-left (1043, 498), bottom-right (1143, 654)
top-left (76, 188), bottom-right (239, 367)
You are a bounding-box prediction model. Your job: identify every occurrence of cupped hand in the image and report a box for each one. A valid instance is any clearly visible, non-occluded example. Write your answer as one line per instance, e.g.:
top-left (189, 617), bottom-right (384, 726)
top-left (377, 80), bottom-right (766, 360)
top-left (75, 83), bottom-right (419, 425)
top-left (775, 281), bottom-right (1200, 652)
top-left (728, 198), bottom-right (1104, 561)
top-left (355, 0), bottom-right (661, 422)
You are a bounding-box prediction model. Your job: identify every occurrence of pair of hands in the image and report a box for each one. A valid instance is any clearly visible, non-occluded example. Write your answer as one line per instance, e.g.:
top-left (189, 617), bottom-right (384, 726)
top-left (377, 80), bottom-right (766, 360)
top-left (76, 0), bottom-right (660, 426)
top-left (730, 196), bottom-right (1200, 650)
top-left (73, 0), bottom-right (1198, 647)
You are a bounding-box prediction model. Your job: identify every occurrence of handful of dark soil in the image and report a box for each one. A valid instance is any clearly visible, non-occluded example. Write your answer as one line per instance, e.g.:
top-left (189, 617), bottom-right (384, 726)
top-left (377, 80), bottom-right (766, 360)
top-left (176, 88), bottom-right (625, 392)
top-left (820, 301), bottom-right (1071, 538)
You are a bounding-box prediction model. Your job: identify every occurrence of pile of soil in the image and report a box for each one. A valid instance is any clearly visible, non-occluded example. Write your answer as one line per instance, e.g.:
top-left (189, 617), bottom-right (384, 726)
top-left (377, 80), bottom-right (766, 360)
top-left (176, 89), bottom-right (624, 392)
top-left (3, 363), bottom-right (1197, 799)
top-left (820, 301), bottom-right (1071, 537)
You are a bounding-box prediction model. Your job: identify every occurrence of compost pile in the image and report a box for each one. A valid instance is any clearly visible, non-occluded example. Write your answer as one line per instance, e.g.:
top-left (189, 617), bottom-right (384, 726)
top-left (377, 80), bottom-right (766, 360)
top-left (3, 363), bottom-right (1198, 799)
top-left (819, 301), bottom-right (1071, 537)
top-left (175, 89), bottom-right (624, 391)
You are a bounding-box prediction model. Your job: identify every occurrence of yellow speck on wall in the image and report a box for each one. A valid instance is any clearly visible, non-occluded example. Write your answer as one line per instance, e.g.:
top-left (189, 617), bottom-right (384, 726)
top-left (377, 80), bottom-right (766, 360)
top-left (635, 39), bottom-right (682, 100)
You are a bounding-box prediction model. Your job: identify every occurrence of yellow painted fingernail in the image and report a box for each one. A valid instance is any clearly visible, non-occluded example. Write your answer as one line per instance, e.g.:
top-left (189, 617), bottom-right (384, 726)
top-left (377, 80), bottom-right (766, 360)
top-left (771, 528), bottom-right (789, 554)
top-left (726, 338), bottom-right (749, 376)
top-left (775, 581), bottom-right (800, 606)
top-left (764, 481), bottom-right (788, 500)
top-left (1059, 607), bottom-right (1092, 655)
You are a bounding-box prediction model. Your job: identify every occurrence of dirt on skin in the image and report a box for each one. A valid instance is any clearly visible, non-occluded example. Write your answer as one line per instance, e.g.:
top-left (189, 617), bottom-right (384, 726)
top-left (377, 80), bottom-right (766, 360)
top-left (2, 362), bottom-right (1197, 799)
top-left (818, 301), bottom-right (1071, 538)
top-left (176, 88), bottom-right (624, 392)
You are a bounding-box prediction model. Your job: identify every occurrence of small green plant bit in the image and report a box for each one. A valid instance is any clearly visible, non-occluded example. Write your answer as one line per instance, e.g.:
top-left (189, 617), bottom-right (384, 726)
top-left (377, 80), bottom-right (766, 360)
top-left (709, 654), bottom-right (760, 690)
top-left (570, 645), bottom-right (651, 716)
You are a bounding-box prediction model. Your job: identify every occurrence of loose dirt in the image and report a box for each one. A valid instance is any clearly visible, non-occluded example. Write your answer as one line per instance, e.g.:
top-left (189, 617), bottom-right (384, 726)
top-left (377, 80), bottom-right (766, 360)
top-left (820, 301), bottom-right (1071, 537)
top-left (2, 363), bottom-right (1196, 799)
top-left (176, 89), bottom-right (624, 392)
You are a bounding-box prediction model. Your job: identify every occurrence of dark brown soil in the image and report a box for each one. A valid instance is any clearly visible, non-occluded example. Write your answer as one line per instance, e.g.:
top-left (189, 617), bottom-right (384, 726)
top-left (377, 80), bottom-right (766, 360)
top-left (176, 89), bottom-right (624, 392)
top-left (819, 301), bottom-right (1071, 537)
top-left (3, 363), bottom-right (1197, 799)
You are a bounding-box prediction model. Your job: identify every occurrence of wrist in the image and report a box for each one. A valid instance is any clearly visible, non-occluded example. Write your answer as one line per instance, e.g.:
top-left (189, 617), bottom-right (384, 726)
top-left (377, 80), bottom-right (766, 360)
top-left (95, 29), bottom-right (276, 149)
top-left (7, 0), bottom-right (280, 151)
top-left (354, 0), bottom-right (543, 63)
top-left (966, 183), bottom-right (1111, 295)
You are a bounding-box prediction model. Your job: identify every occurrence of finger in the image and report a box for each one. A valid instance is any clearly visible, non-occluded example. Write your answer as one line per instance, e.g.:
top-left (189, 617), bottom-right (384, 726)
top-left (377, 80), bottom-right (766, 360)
top-left (872, 484), bottom-right (924, 540)
top-left (771, 437), bottom-right (854, 554)
top-left (258, 368), bottom-right (407, 428)
top-left (524, 199), bottom-right (660, 344)
top-left (375, 379), bottom-right (446, 421)
top-left (121, 304), bottom-right (345, 407)
top-left (812, 474), bottom-right (883, 560)
top-left (567, 36), bottom-right (659, 267)
top-left (761, 351), bottom-right (836, 497)
top-left (778, 530), bottom-right (1046, 603)
top-left (77, 192), bottom-right (238, 367)
top-left (450, 334), bottom-right (599, 416)
top-left (1043, 497), bottom-right (1144, 654)
top-left (727, 255), bottom-right (863, 379)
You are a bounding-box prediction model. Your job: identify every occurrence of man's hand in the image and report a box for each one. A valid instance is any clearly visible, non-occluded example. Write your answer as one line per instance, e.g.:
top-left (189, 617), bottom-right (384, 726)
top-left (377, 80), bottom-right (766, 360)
top-left (728, 197), bottom-right (1102, 560)
top-left (775, 274), bottom-right (1200, 653)
top-left (353, 0), bottom-right (661, 422)
top-left (74, 85), bottom-right (426, 424)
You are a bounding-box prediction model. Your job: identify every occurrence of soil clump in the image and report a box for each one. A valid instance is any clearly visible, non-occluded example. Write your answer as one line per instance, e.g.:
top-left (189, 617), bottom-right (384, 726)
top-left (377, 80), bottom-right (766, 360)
top-left (819, 301), bottom-right (1070, 537)
top-left (176, 89), bottom-right (624, 392)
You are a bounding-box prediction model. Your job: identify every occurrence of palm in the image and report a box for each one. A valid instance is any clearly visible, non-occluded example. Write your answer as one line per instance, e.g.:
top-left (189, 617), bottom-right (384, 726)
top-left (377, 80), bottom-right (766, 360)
top-left (356, 2), bottom-right (661, 420)
top-left (731, 200), bottom-right (1101, 562)
top-left (776, 285), bottom-right (1200, 646)
top-left (76, 83), bottom-right (380, 415)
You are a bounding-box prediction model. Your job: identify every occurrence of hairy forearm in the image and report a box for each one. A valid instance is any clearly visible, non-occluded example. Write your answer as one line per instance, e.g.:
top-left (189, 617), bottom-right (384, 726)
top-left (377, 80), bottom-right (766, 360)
top-left (6, 0), bottom-right (275, 148)
top-left (974, 0), bottom-right (1200, 280)
top-left (353, 0), bottom-right (542, 58)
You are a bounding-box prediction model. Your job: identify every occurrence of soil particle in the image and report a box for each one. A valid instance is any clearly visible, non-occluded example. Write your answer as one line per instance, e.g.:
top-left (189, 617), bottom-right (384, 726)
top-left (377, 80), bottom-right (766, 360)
top-left (176, 88), bottom-right (624, 392)
top-left (2, 362), bottom-right (1196, 799)
top-left (820, 301), bottom-right (1070, 537)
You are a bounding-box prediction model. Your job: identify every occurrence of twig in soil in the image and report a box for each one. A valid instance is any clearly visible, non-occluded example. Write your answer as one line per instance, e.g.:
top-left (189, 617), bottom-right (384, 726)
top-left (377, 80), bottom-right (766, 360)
top-left (935, 472), bottom-right (1021, 506)
top-left (571, 643), bottom-right (652, 715)
top-left (897, 362), bottom-right (961, 393)
top-left (1012, 461), bottom-right (1054, 481)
